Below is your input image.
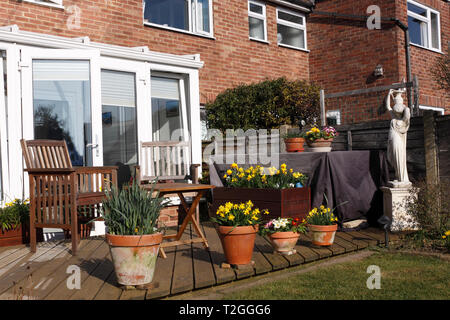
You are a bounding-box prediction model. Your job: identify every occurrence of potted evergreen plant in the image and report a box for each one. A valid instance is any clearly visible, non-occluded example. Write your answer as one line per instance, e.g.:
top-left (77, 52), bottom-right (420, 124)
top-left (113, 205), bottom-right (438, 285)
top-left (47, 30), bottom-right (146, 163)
top-left (260, 217), bottom-right (307, 255)
top-left (212, 200), bottom-right (268, 266)
top-left (283, 132), bottom-right (305, 153)
top-left (101, 179), bottom-right (167, 287)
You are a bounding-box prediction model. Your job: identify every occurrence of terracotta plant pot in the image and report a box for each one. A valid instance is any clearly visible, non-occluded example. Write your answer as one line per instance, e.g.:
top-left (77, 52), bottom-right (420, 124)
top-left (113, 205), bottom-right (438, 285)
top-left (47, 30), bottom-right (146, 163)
top-left (106, 232), bottom-right (163, 286)
top-left (308, 224), bottom-right (338, 246)
top-left (268, 231), bottom-right (300, 255)
top-left (306, 138), bottom-right (333, 148)
top-left (217, 225), bottom-right (258, 265)
top-left (284, 138), bottom-right (305, 153)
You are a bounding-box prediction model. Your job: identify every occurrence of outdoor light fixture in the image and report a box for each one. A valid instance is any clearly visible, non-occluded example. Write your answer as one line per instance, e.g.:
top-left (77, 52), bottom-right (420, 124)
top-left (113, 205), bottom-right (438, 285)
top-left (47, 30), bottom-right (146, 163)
top-left (377, 215), bottom-right (392, 247)
top-left (374, 64), bottom-right (384, 77)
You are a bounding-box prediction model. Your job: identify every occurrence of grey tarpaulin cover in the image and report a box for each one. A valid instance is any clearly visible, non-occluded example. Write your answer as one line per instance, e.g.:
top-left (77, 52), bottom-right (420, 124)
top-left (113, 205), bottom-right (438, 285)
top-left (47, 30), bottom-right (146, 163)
top-left (209, 151), bottom-right (389, 226)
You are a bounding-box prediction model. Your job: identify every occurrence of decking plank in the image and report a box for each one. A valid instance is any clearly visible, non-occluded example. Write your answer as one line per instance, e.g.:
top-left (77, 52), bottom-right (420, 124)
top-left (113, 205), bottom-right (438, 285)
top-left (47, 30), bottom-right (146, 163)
top-left (293, 239), bottom-right (320, 263)
top-left (332, 233), bottom-right (358, 252)
top-left (200, 222), bottom-right (236, 285)
top-left (254, 234), bottom-right (289, 271)
top-left (358, 228), bottom-right (386, 244)
top-left (192, 223), bottom-right (216, 289)
top-left (336, 231), bottom-right (369, 250)
top-left (0, 245), bottom-right (25, 261)
top-left (350, 230), bottom-right (379, 246)
top-left (1, 239), bottom-right (99, 300)
top-left (93, 269), bottom-right (122, 300)
top-left (299, 233), bottom-right (332, 259)
top-left (0, 240), bottom-right (67, 296)
top-left (44, 240), bottom-right (109, 300)
top-left (260, 235), bottom-right (305, 267)
top-left (170, 224), bottom-right (194, 295)
top-left (303, 232), bottom-right (346, 256)
top-left (119, 288), bottom-right (146, 300)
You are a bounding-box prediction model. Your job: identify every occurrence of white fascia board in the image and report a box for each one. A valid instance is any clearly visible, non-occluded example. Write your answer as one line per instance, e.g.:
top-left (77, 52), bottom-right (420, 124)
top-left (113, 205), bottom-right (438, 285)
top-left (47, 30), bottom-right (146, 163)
top-left (0, 27), bottom-right (204, 69)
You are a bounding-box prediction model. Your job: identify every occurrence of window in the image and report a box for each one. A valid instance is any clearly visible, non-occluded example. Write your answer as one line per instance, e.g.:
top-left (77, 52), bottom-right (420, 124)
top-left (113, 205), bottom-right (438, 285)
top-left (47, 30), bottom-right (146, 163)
top-left (407, 0), bottom-right (441, 51)
top-left (248, 1), bottom-right (267, 42)
top-left (326, 110), bottom-right (341, 126)
top-left (276, 8), bottom-right (307, 50)
top-left (22, 0), bottom-right (64, 8)
top-left (419, 105), bottom-right (444, 115)
top-left (143, 0), bottom-right (213, 36)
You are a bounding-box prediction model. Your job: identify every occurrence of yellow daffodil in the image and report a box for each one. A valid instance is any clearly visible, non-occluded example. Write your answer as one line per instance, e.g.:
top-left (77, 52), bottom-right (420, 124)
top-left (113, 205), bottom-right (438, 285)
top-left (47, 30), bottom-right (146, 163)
top-left (226, 169), bottom-right (232, 175)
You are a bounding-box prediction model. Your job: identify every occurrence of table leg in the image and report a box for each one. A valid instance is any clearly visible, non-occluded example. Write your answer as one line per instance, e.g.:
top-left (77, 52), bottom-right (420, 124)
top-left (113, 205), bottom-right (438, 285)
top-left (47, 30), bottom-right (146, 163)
top-left (176, 191), bottom-right (208, 248)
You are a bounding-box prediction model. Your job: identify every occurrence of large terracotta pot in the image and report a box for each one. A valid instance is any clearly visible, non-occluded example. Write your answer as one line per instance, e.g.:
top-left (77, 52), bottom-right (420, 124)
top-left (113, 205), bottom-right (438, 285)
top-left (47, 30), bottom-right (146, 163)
top-left (217, 225), bottom-right (258, 265)
top-left (268, 231), bottom-right (300, 255)
top-left (284, 138), bottom-right (305, 153)
top-left (106, 232), bottom-right (163, 286)
top-left (306, 138), bottom-right (333, 148)
top-left (308, 224), bottom-right (338, 246)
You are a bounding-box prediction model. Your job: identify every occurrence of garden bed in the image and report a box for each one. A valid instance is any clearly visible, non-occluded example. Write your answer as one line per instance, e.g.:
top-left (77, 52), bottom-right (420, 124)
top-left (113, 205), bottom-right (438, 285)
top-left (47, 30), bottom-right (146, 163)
top-left (0, 224), bottom-right (43, 247)
top-left (211, 187), bottom-right (311, 221)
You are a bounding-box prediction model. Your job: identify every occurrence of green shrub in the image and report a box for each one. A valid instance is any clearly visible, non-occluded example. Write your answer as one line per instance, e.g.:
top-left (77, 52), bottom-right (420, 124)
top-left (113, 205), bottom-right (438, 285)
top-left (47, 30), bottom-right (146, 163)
top-left (205, 77), bottom-right (321, 132)
top-left (0, 199), bottom-right (30, 231)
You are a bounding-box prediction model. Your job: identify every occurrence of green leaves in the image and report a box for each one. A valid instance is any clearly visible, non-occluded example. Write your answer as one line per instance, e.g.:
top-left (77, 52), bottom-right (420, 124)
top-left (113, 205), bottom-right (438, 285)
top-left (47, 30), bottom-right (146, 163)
top-left (0, 199), bottom-right (29, 231)
top-left (100, 179), bottom-right (168, 236)
top-left (205, 77), bottom-right (320, 132)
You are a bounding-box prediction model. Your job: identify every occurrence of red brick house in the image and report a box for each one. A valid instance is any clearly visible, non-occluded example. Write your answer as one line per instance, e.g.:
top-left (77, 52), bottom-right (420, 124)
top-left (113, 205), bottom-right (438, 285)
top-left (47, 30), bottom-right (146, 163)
top-left (0, 0), bottom-right (448, 206)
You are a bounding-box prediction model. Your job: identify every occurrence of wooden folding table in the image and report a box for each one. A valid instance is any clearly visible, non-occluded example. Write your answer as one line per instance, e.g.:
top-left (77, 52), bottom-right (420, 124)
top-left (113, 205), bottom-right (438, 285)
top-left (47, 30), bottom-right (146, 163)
top-left (142, 183), bottom-right (215, 258)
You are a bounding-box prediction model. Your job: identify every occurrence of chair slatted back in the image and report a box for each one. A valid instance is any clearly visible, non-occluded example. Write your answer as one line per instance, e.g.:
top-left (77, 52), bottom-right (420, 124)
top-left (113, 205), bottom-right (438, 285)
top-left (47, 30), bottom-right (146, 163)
top-left (140, 141), bottom-right (191, 182)
top-left (21, 139), bottom-right (72, 169)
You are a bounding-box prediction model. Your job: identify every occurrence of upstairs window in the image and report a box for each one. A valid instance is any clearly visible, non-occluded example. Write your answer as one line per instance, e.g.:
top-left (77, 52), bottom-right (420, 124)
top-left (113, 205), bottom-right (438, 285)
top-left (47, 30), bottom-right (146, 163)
top-left (407, 0), bottom-right (441, 51)
top-left (143, 0), bottom-right (213, 36)
top-left (276, 8), bottom-right (307, 50)
top-left (248, 1), bottom-right (267, 42)
top-left (22, 0), bottom-right (63, 8)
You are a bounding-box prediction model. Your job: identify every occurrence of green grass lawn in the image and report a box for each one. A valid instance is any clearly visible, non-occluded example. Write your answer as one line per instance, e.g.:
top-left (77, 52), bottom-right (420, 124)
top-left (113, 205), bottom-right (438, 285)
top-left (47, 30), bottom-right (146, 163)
top-left (223, 251), bottom-right (450, 300)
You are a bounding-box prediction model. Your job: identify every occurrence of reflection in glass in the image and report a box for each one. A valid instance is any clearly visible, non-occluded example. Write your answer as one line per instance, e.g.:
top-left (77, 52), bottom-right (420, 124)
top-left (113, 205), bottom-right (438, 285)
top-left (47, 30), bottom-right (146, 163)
top-left (33, 60), bottom-right (91, 166)
top-left (277, 24), bottom-right (305, 49)
top-left (249, 17), bottom-right (265, 40)
top-left (101, 70), bottom-right (138, 168)
top-left (408, 16), bottom-right (428, 47)
top-left (151, 76), bottom-right (184, 141)
top-left (144, 0), bottom-right (189, 31)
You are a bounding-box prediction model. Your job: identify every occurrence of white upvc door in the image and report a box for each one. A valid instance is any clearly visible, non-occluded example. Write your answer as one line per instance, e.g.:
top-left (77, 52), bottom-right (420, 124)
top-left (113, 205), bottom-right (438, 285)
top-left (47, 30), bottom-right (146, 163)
top-left (20, 48), bottom-right (103, 167)
top-left (99, 57), bottom-right (151, 167)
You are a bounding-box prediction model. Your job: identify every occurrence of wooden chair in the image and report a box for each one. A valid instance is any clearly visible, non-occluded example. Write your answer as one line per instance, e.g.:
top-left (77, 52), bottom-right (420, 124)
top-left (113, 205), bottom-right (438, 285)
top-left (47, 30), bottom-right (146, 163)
top-left (136, 141), bottom-right (201, 221)
top-left (21, 139), bottom-right (117, 255)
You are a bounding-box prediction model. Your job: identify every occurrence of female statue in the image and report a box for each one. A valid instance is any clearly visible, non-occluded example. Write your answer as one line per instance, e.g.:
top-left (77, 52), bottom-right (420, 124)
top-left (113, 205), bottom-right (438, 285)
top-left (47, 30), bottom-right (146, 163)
top-left (385, 87), bottom-right (411, 187)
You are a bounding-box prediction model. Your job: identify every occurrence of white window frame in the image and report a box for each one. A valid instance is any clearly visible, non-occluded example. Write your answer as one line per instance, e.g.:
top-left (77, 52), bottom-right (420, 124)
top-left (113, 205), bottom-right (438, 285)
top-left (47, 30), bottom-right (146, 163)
top-left (326, 110), bottom-right (341, 125)
top-left (419, 105), bottom-right (445, 115)
top-left (407, 0), bottom-right (441, 52)
top-left (143, 0), bottom-right (214, 38)
top-left (21, 0), bottom-right (64, 9)
top-left (248, 0), bottom-right (268, 43)
top-left (276, 7), bottom-right (307, 51)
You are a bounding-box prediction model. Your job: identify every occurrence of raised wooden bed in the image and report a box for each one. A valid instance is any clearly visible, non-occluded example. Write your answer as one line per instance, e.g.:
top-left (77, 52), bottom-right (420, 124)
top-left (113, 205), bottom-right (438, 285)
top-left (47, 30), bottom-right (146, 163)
top-left (211, 187), bottom-right (311, 222)
top-left (0, 224), bottom-right (44, 247)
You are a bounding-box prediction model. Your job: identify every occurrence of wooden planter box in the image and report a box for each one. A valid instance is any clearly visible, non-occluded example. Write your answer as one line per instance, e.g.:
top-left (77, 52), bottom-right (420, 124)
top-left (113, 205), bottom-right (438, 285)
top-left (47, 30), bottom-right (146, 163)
top-left (211, 187), bottom-right (311, 222)
top-left (0, 224), bottom-right (44, 247)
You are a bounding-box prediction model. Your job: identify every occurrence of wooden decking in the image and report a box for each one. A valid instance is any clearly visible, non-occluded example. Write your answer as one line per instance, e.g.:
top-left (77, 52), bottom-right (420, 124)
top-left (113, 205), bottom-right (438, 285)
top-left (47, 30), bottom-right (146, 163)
top-left (0, 222), bottom-right (398, 300)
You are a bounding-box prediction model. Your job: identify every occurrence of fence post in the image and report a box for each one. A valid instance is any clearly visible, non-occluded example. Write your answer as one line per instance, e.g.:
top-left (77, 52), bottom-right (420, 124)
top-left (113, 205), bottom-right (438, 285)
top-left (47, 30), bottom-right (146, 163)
top-left (320, 89), bottom-right (326, 126)
top-left (423, 111), bottom-right (439, 186)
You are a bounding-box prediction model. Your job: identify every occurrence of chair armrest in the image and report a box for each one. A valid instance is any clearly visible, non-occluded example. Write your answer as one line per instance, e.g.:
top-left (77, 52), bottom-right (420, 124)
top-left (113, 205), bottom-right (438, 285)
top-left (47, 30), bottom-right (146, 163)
top-left (25, 168), bottom-right (75, 174)
top-left (74, 166), bottom-right (118, 174)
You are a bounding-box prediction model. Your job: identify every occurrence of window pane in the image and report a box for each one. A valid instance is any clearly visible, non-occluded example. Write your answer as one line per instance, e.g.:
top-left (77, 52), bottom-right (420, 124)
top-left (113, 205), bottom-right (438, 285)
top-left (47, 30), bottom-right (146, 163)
top-left (249, 3), bottom-right (263, 15)
top-left (407, 2), bottom-right (427, 17)
top-left (33, 60), bottom-right (91, 166)
top-left (278, 11), bottom-right (303, 25)
top-left (144, 0), bottom-right (189, 31)
top-left (408, 16), bottom-right (428, 47)
top-left (430, 12), bottom-right (439, 49)
top-left (196, 0), bottom-right (210, 33)
top-left (101, 70), bottom-right (138, 170)
top-left (151, 76), bottom-right (184, 141)
top-left (249, 17), bottom-right (265, 40)
top-left (277, 24), bottom-right (305, 48)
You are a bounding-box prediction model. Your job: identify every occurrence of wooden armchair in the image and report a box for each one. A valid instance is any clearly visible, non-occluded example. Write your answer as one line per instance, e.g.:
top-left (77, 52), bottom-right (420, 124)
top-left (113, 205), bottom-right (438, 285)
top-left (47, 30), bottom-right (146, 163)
top-left (135, 141), bottom-right (201, 221)
top-left (21, 139), bottom-right (117, 255)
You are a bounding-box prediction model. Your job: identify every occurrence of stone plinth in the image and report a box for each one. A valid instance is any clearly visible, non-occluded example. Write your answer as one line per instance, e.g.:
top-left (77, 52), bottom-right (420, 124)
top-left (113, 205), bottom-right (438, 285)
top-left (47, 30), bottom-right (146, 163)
top-left (381, 186), bottom-right (419, 232)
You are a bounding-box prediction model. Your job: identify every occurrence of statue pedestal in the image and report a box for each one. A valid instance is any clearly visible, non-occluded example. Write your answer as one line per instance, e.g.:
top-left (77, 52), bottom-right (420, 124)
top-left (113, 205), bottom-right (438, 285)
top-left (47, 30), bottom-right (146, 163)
top-left (381, 186), bottom-right (419, 232)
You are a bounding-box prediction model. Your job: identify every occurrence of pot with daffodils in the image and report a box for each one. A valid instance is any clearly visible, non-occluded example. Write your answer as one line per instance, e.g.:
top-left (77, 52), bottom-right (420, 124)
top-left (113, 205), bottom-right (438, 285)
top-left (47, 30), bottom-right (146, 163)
top-left (305, 205), bottom-right (339, 246)
top-left (101, 179), bottom-right (167, 287)
top-left (260, 217), bottom-right (307, 255)
top-left (212, 200), bottom-right (269, 265)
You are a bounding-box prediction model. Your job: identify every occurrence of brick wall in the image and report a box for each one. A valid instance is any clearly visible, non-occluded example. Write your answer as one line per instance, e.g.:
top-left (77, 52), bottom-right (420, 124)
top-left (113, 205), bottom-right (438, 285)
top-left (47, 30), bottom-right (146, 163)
top-left (308, 0), bottom-right (449, 123)
top-left (0, 0), bottom-right (310, 104)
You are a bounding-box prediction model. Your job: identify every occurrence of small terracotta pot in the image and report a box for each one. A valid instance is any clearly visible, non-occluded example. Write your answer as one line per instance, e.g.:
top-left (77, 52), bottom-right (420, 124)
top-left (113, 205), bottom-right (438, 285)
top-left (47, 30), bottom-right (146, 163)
top-left (268, 231), bottom-right (300, 255)
top-left (308, 224), bottom-right (338, 246)
top-left (217, 225), bottom-right (258, 265)
top-left (284, 138), bottom-right (305, 153)
top-left (306, 138), bottom-right (333, 148)
top-left (106, 232), bottom-right (163, 286)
